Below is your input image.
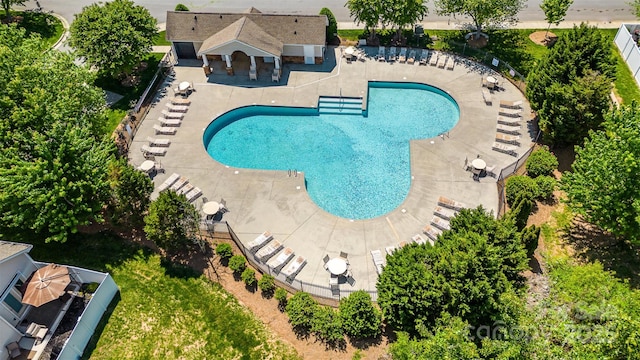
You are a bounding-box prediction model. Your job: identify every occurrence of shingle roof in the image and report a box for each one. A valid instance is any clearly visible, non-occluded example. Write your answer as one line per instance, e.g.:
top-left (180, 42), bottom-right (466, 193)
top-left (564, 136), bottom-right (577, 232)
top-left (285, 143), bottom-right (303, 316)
top-left (0, 241), bottom-right (32, 264)
top-left (198, 17), bottom-right (284, 57)
top-left (166, 10), bottom-right (326, 46)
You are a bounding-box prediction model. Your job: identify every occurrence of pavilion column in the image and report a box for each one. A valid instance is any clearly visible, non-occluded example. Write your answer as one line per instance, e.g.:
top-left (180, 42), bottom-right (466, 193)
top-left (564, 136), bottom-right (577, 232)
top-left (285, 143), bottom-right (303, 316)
top-left (250, 56), bottom-right (256, 69)
top-left (275, 57), bottom-right (280, 70)
top-left (201, 54), bottom-right (212, 75)
top-left (202, 55), bottom-right (209, 67)
top-left (224, 54), bottom-right (234, 75)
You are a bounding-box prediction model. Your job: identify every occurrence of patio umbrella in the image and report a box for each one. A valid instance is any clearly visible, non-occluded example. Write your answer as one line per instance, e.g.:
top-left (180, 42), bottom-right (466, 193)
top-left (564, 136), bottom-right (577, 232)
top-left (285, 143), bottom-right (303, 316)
top-left (22, 264), bottom-right (71, 307)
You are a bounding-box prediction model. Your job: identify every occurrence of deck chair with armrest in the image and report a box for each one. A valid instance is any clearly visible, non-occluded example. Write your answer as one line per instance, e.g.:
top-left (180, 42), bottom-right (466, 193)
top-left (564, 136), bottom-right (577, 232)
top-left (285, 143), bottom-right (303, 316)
top-left (169, 176), bottom-right (189, 191)
top-left (388, 46), bottom-right (397, 62)
top-left (422, 224), bottom-right (442, 241)
top-left (499, 100), bottom-right (523, 109)
top-left (497, 115), bottom-right (522, 125)
top-left (429, 52), bottom-right (439, 66)
top-left (157, 173), bottom-right (180, 192)
top-left (247, 231), bottom-right (273, 252)
top-left (434, 205), bottom-right (458, 220)
top-left (146, 136), bottom-right (171, 147)
top-left (496, 123), bottom-right (521, 134)
top-left (267, 248), bottom-right (295, 273)
top-left (153, 124), bottom-right (177, 135)
top-left (185, 187), bottom-right (202, 202)
top-left (492, 142), bottom-right (519, 156)
top-left (141, 145), bottom-right (167, 156)
top-left (6, 341), bottom-right (21, 359)
top-left (431, 216), bottom-right (451, 231)
top-left (165, 104), bottom-right (189, 113)
top-left (495, 132), bottom-right (521, 144)
top-left (437, 196), bottom-right (466, 211)
top-left (161, 110), bottom-right (184, 119)
top-left (281, 256), bottom-right (307, 283)
top-left (446, 56), bottom-right (455, 70)
top-left (158, 118), bottom-right (181, 127)
top-left (419, 49), bottom-right (429, 65)
top-left (407, 49), bottom-right (417, 64)
top-left (377, 46), bottom-right (386, 62)
top-left (170, 97), bottom-right (191, 105)
top-left (498, 108), bottom-right (522, 117)
top-left (254, 240), bottom-right (282, 262)
top-left (482, 88), bottom-right (493, 105)
top-left (398, 47), bottom-right (407, 63)
top-left (437, 55), bottom-right (447, 68)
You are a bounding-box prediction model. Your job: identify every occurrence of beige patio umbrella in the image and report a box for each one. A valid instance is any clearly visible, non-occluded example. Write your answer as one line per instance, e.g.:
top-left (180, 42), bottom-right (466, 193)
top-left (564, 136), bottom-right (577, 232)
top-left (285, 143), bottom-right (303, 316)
top-left (22, 264), bottom-right (71, 307)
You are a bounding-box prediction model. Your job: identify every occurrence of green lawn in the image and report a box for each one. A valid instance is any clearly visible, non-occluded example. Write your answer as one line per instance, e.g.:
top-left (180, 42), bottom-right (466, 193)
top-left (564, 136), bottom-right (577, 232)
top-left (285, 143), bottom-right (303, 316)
top-left (2, 11), bottom-right (64, 50)
top-left (154, 30), bottom-right (171, 46)
top-left (24, 233), bottom-right (299, 360)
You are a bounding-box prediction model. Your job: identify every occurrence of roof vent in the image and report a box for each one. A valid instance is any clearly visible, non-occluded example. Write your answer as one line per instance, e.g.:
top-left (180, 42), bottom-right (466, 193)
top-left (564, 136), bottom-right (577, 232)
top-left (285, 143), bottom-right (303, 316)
top-left (294, 31), bottom-right (297, 35)
top-left (194, 15), bottom-right (197, 21)
top-left (219, 15), bottom-right (223, 19)
top-left (294, 18), bottom-right (298, 23)
top-left (192, 27), bottom-right (195, 31)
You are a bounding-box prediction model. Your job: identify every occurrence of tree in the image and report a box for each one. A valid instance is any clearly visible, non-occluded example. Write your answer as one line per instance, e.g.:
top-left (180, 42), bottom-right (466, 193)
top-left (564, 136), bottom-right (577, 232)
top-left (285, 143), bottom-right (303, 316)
top-left (107, 159), bottom-right (153, 226)
top-left (311, 306), bottom-right (345, 347)
top-left (258, 274), bottom-right (276, 296)
top-left (389, 318), bottom-right (480, 359)
top-left (381, 0), bottom-right (429, 41)
top-left (215, 243), bottom-right (233, 259)
top-left (143, 191), bottom-right (200, 250)
top-left (285, 292), bottom-right (318, 332)
top-left (241, 268), bottom-right (257, 287)
top-left (339, 290), bottom-right (382, 339)
top-left (174, 3), bottom-right (189, 11)
top-left (526, 146), bottom-right (558, 178)
top-left (562, 103), bottom-right (640, 244)
top-left (1, 0), bottom-right (25, 20)
top-left (69, 0), bottom-right (157, 79)
top-left (346, 0), bottom-right (383, 43)
top-left (505, 175), bottom-right (538, 205)
top-left (434, 0), bottom-right (525, 40)
top-left (540, 0), bottom-right (573, 41)
top-left (632, 0), bottom-right (640, 19)
top-left (228, 255), bottom-right (246, 273)
top-left (526, 23), bottom-right (615, 144)
top-left (320, 8), bottom-right (338, 43)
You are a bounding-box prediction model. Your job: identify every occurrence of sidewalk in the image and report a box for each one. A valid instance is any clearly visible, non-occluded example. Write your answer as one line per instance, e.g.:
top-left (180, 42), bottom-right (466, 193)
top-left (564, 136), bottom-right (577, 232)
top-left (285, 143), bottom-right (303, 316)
top-left (338, 19), bottom-right (627, 31)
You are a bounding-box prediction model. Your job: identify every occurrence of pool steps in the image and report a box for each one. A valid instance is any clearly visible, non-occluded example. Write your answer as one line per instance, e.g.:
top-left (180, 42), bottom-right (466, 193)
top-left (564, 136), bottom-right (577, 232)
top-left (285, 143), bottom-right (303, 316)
top-left (317, 96), bottom-right (364, 116)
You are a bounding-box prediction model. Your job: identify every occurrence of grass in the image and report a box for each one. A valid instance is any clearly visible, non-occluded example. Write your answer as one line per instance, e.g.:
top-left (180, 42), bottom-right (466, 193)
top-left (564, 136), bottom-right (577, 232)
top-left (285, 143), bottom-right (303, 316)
top-left (154, 30), bottom-right (171, 46)
top-left (2, 11), bottom-right (64, 50)
top-left (23, 232), bottom-right (299, 360)
top-left (95, 52), bottom-right (166, 131)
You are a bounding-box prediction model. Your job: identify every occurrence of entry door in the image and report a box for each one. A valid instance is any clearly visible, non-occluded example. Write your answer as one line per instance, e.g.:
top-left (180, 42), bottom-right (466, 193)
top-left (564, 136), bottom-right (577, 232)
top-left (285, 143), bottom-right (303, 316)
top-left (303, 45), bottom-right (315, 64)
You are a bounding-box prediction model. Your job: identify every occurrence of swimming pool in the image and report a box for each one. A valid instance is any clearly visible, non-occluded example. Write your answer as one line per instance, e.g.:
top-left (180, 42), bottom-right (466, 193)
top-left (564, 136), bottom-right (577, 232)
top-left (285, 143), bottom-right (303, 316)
top-left (203, 82), bottom-right (459, 219)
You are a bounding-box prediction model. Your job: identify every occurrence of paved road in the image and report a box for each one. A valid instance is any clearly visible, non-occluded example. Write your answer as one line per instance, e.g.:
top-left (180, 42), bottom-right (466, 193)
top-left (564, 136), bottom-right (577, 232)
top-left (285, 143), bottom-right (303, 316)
top-left (30, 0), bottom-right (637, 26)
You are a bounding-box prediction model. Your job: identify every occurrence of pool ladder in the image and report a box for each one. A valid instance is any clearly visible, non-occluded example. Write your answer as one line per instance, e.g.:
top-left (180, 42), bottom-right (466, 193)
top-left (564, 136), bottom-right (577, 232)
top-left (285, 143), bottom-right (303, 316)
top-left (287, 169), bottom-right (298, 177)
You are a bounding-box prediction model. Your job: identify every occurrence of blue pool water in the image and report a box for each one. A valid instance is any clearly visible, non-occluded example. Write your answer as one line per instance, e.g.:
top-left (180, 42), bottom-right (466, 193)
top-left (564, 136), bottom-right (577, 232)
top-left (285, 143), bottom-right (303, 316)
top-left (203, 82), bottom-right (459, 219)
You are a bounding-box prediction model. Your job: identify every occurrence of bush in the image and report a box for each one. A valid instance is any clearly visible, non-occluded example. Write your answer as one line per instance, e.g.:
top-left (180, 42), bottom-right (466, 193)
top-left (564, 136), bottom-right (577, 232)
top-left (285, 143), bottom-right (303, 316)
top-left (509, 196), bottom-right (533, 231)
top-left (521, 225), bottom-right (540, 258)
top-left (535, 175), bottom-right (557, 200)
top-left (215, 243), bottom-right (233, 260)
top-left (275, 288), bottom-right (288, 309)
top-left (339, 290), bottom-right (382, 339)
top-left (258, 274), bottom-right (276, 295)
top-left (242, 268), bottom-right (257, 287)
top-left (505, 175), bottom-right (538, 205)
top-left (285, 292), bottom-right (318, 331)
top-left (311, 306), bottom-right (345, 346)
top-left (319, 8), bottom-right (337, 43)
top-left (526, 146), bottom-right (559, 178)
top-left (174, 4), bottom-right (189, 11)
top-left (228, 255), bottom-right (246, 274)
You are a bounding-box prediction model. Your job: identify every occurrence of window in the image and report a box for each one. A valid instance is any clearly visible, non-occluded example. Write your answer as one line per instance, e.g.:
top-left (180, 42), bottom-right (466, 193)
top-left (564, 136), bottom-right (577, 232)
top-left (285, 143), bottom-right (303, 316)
top-left (2, 274), bottom-right (26, 316)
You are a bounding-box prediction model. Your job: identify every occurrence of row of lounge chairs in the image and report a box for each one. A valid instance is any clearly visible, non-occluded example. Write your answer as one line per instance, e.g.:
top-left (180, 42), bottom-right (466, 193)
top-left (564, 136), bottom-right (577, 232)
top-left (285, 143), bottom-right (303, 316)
top-left (492, 100), bottom-right (524, 156)
top-left (370, 231), bottom-right (437, 275)
top-left (156, 172), bottom-right (203, 202)
top-left (375, 47), bottom-right (455, 69)
top-left (154, 97), bottom-right (191, 135)
top-left (422, 196), bottom-right (466, 241)
top-left (248, 231), bottom-right (307, 282)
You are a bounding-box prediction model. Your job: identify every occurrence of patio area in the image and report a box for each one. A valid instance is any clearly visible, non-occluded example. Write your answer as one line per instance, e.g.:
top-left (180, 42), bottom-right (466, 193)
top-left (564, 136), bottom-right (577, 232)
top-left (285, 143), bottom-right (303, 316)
top-left (129, 45), bottom-right (537, 297)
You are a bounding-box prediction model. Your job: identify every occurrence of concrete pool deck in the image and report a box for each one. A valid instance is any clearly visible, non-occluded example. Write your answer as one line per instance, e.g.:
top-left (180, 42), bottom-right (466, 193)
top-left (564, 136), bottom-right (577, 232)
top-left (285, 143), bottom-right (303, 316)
top-left (129, 46), bottom-right (537, 296)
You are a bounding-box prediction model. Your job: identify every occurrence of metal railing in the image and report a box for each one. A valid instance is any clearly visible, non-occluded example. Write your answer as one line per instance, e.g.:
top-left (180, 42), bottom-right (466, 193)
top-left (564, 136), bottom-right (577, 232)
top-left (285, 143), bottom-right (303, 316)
top-left (217, 222), bottom-right (378, 305)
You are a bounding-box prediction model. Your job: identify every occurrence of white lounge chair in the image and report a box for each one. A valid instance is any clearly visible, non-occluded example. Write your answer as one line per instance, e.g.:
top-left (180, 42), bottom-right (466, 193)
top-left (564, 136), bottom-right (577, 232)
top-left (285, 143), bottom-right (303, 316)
top-left (267, 247), bottom-right (294, 272)
top-left (398, 47), bottom-right (407, 63)
top-left (437, 196), bottom-right (466, 211)
top-left (147, 136), bottom-right (170, 147)
top-left (423, 224), bottom-right (442, 241)
top-left (255, 240), bottom-right (282, 262)
top-left (25, 323), bottom-right (48, 344)
top-left (370, 249), bottom-right (386, 275)
top-left (247, 231), bottom-right (273, 252)
top-left (434, 205), bottom-right (458, 220)
top-left (165, 104), bottom-right (189, 113)
top-left (177, 183), bottom-right (194, 195)
top-left (431, 216), bottom-right (451, 231)
top-left (492, 142), bottom-right (519, 156)
top-left (153, 124), bottom-right (177, 135)
top-left (498, 108), bottom-right (522, 117)
top-left (169, 176), bottom-right (189, 191)
top-left (170, 97), bottom-right (191, 105)
top-left (157, 173), bottom-right (180, 192)
top-left (407, 49), bottom-right (417, 64)
top-left (161, 110), bottom-right (184, 119)
top-left (388, 46), bottom-right (397, 62)
top-left (437, 55), bottom-right (447, 68)
top-left (429, 52), bottom-right (438, 66)
top-left (419, 49), bottom-right (429, 65)
top-left (141, 145), bottom-right (166, 156)
top-left (411, 234), bottom-right (426, 245)
top-left (385, 245), bottom-right (397, 256)
top-left (377, 46), bottom-right (386, 62)
top-left (500, 100), bottom-right (523, 109)
top-left (496, 123), bottom-right (521, 134)
top-left (158, 118), bottom-right (181, 127)
top-left (185, 187), bottom-right (202, 202)
top-left (281, 256), bottom-right (306, 282)
top-left (497, 115), bottom-right (522, 125)
top-left (482, 88), bottom-right (492, 105)
top-left (446, 57), bottom-right (455, 70)
top-left (495, 132), bottom-right (521, 144)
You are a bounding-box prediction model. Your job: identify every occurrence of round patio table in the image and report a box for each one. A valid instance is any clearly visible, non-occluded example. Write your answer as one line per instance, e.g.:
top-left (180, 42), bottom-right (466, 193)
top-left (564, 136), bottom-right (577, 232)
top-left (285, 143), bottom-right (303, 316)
top-left (139, 160), bottom-right (155, 173)
top-left (471, 158), bottom-right (486, 170)
top-left (178, 81), bottom-right (191, 91)
top-left (326, 258), bottom-right (348, 276)
top-left (344, 46), bottom-right (355, 55)
top-left (202, 201), bottom-right (220, 216)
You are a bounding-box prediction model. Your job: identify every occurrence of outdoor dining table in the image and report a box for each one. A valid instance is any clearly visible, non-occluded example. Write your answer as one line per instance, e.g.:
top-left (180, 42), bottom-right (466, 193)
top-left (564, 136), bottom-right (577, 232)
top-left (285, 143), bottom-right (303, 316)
top-left (202, 201), bottom-right (220, 216)
top-left (326, 258), bottom-right (348, 276)
top-left (486, 76), bottom-right (498, 88)
top-left (139, 160), bottom-right (155, 173)
top-left (471, 158), bottom-right (486, 171)
top-left (178, 81), bottom-right (191, 92)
